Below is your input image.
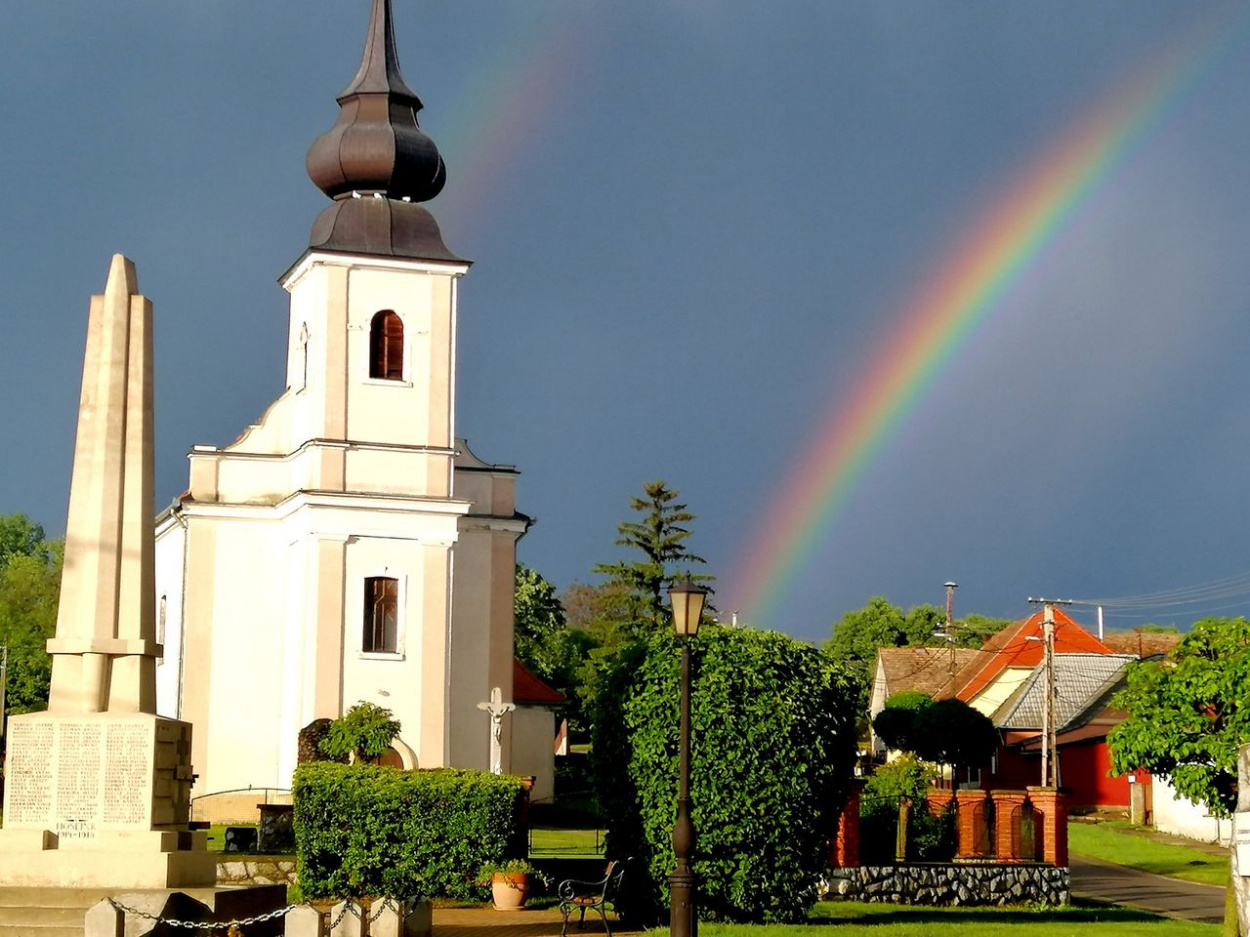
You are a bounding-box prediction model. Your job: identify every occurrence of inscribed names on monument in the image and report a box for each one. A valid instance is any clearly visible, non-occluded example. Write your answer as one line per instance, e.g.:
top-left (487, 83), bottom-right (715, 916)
top-left (0, 716), bottom-right (155, 841)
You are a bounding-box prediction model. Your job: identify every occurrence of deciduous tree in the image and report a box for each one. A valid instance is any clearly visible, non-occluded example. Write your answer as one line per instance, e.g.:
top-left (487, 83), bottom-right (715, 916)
top-left (0, 514), bottom-right (62, 717)
top-left (1108, 617), bottom-right (1250, 817)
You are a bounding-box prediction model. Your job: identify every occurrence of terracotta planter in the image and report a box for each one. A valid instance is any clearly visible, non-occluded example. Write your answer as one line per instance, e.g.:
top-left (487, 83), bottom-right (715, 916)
top-left (491, 872), bottom-right (530, 911)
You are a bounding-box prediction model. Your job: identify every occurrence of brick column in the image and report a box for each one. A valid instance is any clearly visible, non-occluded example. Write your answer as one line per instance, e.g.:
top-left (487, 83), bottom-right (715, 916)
top-left (928, 788), bottom-right (954, 817)
top-left (991, 790), bottom-right (1029, 862)
top-left (831, 780), bottom-right (864, 868)
top-left (954, 790), bottom-right (987, 858)
top-left (1027, 787), bottom-right (1068, 866)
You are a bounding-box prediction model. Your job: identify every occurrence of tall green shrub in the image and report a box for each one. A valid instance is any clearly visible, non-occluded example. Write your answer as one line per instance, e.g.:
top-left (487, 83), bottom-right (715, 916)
top-left (590, 627), bottom-right (858, 925)
top-left (292, 763), bottom-right (527, 900)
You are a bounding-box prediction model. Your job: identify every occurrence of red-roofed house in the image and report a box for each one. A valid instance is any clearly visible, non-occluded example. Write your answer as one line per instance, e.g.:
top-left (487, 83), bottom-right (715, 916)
top-left (941, 608), bottom-right (1114, 716)
top-left (512, 659), bottom-right (566, 803)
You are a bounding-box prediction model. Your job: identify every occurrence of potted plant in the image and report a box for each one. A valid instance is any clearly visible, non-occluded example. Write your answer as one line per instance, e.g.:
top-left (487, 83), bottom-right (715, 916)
top-left (478, 859), bottom-right (544, 911)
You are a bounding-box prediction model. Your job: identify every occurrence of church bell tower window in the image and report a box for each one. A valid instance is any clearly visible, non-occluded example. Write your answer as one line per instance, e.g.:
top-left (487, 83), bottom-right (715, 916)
top-left (363, 576), bottom-right (399, 653)
top-left (369, 310), bottom-right (404, 381)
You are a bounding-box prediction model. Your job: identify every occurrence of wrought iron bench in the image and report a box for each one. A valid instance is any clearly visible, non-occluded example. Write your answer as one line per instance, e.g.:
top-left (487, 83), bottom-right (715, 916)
top-left (558, 859), bottom-right (627, 937)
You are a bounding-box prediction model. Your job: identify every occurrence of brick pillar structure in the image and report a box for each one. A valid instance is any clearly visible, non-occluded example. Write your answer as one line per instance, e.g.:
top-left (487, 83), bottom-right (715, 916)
top-left (991, 790), bottom-right (1029, 862)
top-left (954, 790), bottom-right (988, 859)
top-left (1027, 787), bottom-right (1068, 867)
top-left (831, 779), bottom-right (864, 868)
top-left (928, 788), bottom-right (954, 818)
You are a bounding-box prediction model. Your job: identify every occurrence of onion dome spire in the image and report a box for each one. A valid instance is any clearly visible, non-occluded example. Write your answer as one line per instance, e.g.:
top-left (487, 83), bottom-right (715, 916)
top-left (306, 0), bottom-right (446, 203)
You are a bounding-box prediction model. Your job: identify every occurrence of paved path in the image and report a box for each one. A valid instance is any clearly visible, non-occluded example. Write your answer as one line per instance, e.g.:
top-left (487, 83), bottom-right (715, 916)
top-left (1070, 854), bottom-right (1228, 923)
top-left (434, 906), bottom-right (640, 937)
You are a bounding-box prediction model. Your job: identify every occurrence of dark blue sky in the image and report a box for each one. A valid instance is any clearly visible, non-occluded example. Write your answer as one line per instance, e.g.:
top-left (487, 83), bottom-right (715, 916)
top-left (4, 2), bottom-right (1249, 642)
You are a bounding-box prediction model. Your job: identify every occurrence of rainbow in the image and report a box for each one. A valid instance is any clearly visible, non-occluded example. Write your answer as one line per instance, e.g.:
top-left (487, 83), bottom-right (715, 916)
top-left (730, 9), bottom-right (1241, 627)
top-left (433, 14), bottom-right (602, 241)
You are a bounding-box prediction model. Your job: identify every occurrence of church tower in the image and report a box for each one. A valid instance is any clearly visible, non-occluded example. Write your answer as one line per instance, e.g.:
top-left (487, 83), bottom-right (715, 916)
top-left (155, 0), bottom-right (528, 805)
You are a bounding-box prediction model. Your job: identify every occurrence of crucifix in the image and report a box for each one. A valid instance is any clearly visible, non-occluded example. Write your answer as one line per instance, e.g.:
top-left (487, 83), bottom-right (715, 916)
top-left (476, 687), bottom-right (515, 775)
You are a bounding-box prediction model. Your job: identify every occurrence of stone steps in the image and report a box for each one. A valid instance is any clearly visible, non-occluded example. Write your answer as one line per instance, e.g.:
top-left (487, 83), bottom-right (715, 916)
top-left (0, 889), bottom-right (108, 937)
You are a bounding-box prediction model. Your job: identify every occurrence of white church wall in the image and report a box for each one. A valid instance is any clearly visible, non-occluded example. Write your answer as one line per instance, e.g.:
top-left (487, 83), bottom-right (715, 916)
top-left (153, 514), bottom-right (186, 720)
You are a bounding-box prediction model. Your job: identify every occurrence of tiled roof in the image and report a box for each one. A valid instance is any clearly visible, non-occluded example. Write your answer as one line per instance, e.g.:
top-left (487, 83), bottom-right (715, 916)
top-left (992, 653), bottom-right (1136, 730)
top-left (1100, 629), bottom-right (1181, 659)
top-left (947, 607), bottom-right (1114, 703)
top-left (876, 646), bottom-right (980, 699)
top-left (513, 659), bottom-right (566, 706)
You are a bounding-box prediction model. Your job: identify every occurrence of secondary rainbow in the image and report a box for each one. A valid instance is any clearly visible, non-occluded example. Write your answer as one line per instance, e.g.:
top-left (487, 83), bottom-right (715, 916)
top-left (731, 10), bottom-right (1239, 627)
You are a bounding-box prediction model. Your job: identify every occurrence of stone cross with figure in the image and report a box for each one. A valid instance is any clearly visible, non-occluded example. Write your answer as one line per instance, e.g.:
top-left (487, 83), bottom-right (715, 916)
top-left (477, 687), bottom-right (515, 775)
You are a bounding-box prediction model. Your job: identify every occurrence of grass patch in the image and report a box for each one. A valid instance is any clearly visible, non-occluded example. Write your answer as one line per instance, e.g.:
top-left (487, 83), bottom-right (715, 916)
top-left (1068, 822), bottom-right (1229, 887)
top-left (529, 826), bottom-right (604, 856)
top-left (682, 901), bottom-right (1219, 936)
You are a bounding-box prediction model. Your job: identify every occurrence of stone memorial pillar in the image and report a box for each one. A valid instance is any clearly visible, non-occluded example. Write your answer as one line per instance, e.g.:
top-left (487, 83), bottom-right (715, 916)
top-left (0, 257), bottom-right (215, 888)
top-left (1233, 744), bottom-right (1250, 937)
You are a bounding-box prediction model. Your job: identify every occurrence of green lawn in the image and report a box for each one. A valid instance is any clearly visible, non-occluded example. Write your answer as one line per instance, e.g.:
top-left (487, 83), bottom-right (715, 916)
top-left (529, 826), bottom-right (605, 856)
top-left (1068, 822), bottom-right (1230, 887)
top-left (686, 901), bottom-right (1219, 937)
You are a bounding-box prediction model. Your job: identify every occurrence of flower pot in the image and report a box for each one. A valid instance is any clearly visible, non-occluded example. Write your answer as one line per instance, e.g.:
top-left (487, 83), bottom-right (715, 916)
top-left (491, 872), bottom-right (530, 911)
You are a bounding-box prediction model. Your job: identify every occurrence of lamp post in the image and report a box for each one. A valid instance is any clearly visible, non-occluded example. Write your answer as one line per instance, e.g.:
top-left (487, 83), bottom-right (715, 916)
top-left (668, 578), bottom-right (707, 937)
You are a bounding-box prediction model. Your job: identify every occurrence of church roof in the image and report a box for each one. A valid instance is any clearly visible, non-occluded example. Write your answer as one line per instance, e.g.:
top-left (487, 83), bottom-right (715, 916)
top-left (304, 0), bottom-right (463, 263)
top-left (514, 659), bottom-right (566, 706)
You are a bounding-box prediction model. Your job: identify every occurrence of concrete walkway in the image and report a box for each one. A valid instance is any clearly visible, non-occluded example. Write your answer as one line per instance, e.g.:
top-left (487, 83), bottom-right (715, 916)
top-left (1069, 854), bottom-right (1228, 924)
top-left (434, 906), bottom-right (640, 937)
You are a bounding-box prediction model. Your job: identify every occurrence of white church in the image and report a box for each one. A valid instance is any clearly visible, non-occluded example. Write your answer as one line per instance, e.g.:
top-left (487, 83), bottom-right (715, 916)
top-left (152, 0), bottom-right (559, 814)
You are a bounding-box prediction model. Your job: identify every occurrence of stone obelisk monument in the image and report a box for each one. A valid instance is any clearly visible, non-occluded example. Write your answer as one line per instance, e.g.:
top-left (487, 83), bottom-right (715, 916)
top-left (0, 256), bottom-right (215, 888)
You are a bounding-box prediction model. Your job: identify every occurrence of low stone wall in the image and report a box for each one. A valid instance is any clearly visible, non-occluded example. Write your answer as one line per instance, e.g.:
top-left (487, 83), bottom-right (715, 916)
top-left (825, 863), bottom-right (1069, 906)
top-left (218, 857), bottom-right (299, 888)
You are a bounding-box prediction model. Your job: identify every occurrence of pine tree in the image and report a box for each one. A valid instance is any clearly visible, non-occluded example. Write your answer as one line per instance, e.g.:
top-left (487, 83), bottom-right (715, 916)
top-left (592, 480), bottom-right (714, 635)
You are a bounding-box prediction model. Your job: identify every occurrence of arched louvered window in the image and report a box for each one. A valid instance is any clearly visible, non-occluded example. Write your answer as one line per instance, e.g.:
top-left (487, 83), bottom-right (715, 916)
top-left (363, 576), bottom-right (399, 653)
top-left (369, 310), bottom-right (404, 380)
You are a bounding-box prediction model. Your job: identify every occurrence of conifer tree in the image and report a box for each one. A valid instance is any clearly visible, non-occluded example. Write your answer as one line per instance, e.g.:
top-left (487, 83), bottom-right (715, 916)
top-left (592, 480), bottom-right (714, 635)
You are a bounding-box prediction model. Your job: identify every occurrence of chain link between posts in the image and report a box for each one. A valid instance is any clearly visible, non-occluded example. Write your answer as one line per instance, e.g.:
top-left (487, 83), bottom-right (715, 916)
top-left (106, 896), bottom-right (401, 934)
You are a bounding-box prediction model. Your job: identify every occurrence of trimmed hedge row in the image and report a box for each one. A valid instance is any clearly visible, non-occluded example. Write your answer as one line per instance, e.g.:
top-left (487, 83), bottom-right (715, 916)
top-left (292, 763), bottom-right (527, 899)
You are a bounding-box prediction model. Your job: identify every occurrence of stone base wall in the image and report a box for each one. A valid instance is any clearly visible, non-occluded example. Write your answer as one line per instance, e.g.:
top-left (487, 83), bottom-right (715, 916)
top-left (825, 864), bottom-right (1069, 906)
top-left (217, 858), bottom-right (299, 888)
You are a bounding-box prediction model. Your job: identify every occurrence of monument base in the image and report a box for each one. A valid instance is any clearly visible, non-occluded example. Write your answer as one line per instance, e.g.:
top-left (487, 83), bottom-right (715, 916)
top-left (0, 835), bottom-right (217, 889)
top-left (0, 711), bottom-right (215, 889)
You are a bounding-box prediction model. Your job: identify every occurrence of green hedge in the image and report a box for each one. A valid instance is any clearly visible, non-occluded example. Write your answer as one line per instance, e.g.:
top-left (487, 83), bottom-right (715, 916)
top-left (590, 627), bottom-right (859, 924)
top-left (292, 763), bottom-right (527, 900)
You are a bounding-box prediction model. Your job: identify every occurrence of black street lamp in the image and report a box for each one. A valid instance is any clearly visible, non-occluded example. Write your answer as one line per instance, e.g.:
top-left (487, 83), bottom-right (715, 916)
top-left (668, 577), bottom-right (707, 937)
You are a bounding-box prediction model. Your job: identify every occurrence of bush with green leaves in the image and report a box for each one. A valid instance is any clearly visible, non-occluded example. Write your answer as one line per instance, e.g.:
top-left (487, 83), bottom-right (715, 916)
top-left (318, 702), bottom-right (401, 764)
top-left (859, 755), bottom-right (941, 864)
top-left (590, 626), bottom-right (858, 925)
top-left (292, 763), bottom-right (527, 900)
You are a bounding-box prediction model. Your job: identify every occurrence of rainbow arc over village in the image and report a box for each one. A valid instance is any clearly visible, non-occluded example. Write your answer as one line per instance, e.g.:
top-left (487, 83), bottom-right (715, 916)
top-left (729, 10), bottom-right (1241, 628)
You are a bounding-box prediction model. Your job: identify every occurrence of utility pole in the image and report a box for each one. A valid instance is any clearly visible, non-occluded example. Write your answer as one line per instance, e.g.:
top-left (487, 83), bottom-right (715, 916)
top-left (944, 581), bottom-right (959, 679)
top-left (1027, 597), bottom-right (1071, 789)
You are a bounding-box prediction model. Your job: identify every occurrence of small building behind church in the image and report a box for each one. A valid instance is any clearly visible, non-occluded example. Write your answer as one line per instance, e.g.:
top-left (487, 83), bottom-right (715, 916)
top-left (153, 0), bottom-right (532, 816)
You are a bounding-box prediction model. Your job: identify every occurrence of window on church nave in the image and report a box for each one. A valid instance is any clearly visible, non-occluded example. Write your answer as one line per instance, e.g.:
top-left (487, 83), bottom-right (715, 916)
top-left (369, 310), bottom-right (404, 381)
top-left (363, 576), bottom-right (400, 653)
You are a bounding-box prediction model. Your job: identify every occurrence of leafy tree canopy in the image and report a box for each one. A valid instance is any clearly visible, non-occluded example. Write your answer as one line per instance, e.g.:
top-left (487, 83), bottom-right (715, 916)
top-left (514, 564), bottom-right (598, 733)
top-left (911, 698), bottom-right (997, 769)
top-left (872, 691), bottom-right (933, 754)
top-left (591, 626), bottom-right (859, 924)
top-left (1108, 617), bottom-right (1250, 817)
top-left (591, 481), bottom-right (713, 639)
top-left (319, 701), bottom-right (401, 764)
top-left (0, 515), bottom-right (63, 717)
